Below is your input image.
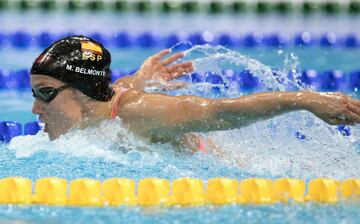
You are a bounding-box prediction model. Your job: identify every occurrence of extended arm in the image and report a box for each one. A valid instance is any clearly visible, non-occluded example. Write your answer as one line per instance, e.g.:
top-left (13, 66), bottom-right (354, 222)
top-left (119, 90), bottom-right (360, 139)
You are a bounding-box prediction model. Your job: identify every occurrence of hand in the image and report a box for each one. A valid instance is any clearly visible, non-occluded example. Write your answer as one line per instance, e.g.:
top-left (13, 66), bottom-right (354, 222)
top-left (129, 49), bottom-right (194, 90)
top-left (305, 92), bottom-right (360, 125)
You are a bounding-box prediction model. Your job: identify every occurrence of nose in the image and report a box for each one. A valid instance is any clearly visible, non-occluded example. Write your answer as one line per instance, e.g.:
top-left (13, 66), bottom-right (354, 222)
top-left (32, 98), bottom-right (44, 115)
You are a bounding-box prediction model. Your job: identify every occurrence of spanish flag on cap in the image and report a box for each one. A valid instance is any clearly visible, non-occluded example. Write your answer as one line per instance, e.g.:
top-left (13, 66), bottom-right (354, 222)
top-left (81, 41), bottom-right (103, 55)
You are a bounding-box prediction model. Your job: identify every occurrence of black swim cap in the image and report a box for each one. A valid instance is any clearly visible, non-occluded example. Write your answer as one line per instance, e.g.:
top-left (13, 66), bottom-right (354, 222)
top-left (30, 35), bottom-right (114, 102)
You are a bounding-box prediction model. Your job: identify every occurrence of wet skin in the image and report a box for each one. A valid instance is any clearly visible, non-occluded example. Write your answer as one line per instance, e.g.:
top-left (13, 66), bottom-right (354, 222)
top-left (31, 75), bottom-right (84, 140)
top-left (30, 49), bottom-right (194, 140)
top-left (31, 74), bottom-right (360, 141)
top-left (30, 49), bottom-right (360, 141)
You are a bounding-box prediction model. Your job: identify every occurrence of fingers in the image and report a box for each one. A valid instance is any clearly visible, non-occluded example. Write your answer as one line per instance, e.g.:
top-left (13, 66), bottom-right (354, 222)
top-left (167, 61), bottom-right (194, 73)
top-left (153, 49), bottom-right (170, 59)
top-left (350, 99), bottom-right (360, 107)
top-left (167, 65), bottom-right (194, 80)
top-left (158, 62), bottom-right (194, 81)
top-left (160, 82), bottom-right (188, 91)
top-left (145, 81), bottom-right (188, 91)
top-left (346, 103), bottom-right (360, 123)
top-left (344, 108), bottom-right (360, 123)
top-left (348, 102), bottom-right (360, 114)
top-left (162, 52), bottom-right (185, 66)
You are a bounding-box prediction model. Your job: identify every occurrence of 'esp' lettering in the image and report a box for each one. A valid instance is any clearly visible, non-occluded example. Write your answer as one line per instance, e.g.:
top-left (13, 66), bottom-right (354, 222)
top-left (82, 52), bottom-right (102, 61)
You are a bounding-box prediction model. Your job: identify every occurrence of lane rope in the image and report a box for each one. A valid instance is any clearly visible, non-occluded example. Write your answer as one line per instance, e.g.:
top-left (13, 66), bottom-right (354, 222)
top-left (0, 177), bottom-right (359, 206)
top-left (0, 1), bottom-right (359, 15)
top-left (0, 31), bottom-right (359, 49)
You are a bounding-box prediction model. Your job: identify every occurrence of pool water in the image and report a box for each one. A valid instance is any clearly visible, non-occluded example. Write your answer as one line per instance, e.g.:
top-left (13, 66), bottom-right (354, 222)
top-left (1, 8), bottom-right (360, 224)
top-left (1, 44), bottom-right (360, 223)
top-left (2, 47), bottom-right (360, 71)
top-left (0, 203), bottom-right (359, 224)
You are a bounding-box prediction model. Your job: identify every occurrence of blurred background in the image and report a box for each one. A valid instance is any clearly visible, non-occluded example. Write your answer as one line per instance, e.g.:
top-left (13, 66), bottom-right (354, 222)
top-left (0, 2), bottom-right (360, 223)
top-left (1, 0), bottom-right (360, 71)
top-left (1, 0), bottom-right (360, 123)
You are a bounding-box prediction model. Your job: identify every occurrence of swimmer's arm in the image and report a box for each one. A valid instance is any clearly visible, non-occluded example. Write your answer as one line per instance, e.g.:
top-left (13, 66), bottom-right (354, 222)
top-left (120, 90), bottom-right (360, 138)
top-left (119, 90), bottom-right (310, 138)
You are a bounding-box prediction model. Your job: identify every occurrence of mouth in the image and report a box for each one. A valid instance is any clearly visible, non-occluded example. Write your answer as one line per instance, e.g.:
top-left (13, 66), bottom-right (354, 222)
top-left (38, 117), bottom-right (48, 132)
top-left (44, 123), bottom-right (48, 133)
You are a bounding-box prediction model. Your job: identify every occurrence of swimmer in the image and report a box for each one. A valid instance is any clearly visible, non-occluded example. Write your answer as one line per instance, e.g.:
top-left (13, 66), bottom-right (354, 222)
top-left (30, 35), bottom-right (360, 149)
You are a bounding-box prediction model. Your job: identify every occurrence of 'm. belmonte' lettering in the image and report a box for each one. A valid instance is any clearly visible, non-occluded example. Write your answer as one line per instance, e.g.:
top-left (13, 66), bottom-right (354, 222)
top-left (75, 66), bottom-right (106, 76)
top-left (65, 64), bottom-right (106, 76)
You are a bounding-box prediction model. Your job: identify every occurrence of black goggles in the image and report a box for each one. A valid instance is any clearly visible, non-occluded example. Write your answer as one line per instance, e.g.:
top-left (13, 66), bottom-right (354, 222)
top-left (32, 84), bottom-right (70, 102)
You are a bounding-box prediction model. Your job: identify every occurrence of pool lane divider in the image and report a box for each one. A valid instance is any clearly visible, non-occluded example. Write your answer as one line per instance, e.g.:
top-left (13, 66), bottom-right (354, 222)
top-left (1, 31), bottom-right (360, 49)
top-left (0, 121), bottom-right (41, 142)
top-left (0, 120), bottom-right (352, 148)
top-left (0, 177), bottom-right (359, 206)
top-left (1, 0), bottom-right (360, 15)
top-left (2, 69), bottom-right (360, 93)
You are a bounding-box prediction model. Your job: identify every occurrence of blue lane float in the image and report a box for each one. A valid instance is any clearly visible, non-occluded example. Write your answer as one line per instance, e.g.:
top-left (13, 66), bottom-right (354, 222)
top-left (1, 69), bottom-right (360, 92)
top-left (0, 33), bottom-right (6, 47)
top-left (1, 31), bottom-right (360, 49)
top-left (238, 70), bottom-right (260, 90)
top-left (0, 121), bottom-right (22, 143)
top-left (37, 32), bottom-right (56, 48)
top-left (0, 119), bottom-right (351, 143)
top-left (24, 121), bottom-right (42, 136)
top-left (294, 32), bottom-right (315, 47)
top-left (319, 70), bottom-right (347, 91)
top-left (0, 121), bottom-right (43, 143)
top-left (89, 32), bottom-right (109, 46)
top-left (344, 34), bottom-right (359, 48)
top-left (10, 31), bottom-right (33, 48)
top-left (217, 33), bottom-right (237, 48)
top-left (300, 70), bottom-right (319, 87)
top-left (320, 33), bottom-right (339, 47)
top-left (112, 32), bottom-right (134, 48)
top-left (0, 69), bottom-right (30, 89)
top-left (166, 32), bottom-right (189, 48)
top-left (137, 32), bottom-right (161, 48)
top-left (263, 34), bottom-right (288, 47)
top-left (349, 71), bottom-right (360, 91)
top-left (243, 32), bottom-right (264, 47)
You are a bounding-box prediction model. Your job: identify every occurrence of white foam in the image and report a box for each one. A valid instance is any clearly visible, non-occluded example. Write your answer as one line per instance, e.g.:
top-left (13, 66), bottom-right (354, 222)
top-left (8, 45), bottom-right (360, 179)
top-left (9, 118), bottom-right (152, 162)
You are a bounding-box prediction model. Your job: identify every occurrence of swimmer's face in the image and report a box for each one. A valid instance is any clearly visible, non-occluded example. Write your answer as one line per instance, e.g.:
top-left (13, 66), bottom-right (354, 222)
top-left (31, 75), bottom-right (83, 140)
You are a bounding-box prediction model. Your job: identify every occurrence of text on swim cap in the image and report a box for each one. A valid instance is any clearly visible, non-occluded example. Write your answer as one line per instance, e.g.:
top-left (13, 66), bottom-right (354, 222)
top-left (82, 52), bottom-right (102, 61)
top-left (66, 64), bottom-right (106, 77)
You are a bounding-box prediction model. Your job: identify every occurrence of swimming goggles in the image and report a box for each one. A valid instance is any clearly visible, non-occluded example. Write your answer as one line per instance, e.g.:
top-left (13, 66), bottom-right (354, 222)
top-left (32, 84), bottom-right (70, 102)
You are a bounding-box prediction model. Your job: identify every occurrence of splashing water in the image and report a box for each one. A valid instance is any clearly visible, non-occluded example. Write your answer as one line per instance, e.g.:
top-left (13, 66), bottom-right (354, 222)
top-left (7, 118), bottom-right (242, 180)
top-left (184, 44), bottom-right (303, 91)
top-left (6, 45), bottom-right (360, 180)
top-left (168, 44), bottom-right (360, 179)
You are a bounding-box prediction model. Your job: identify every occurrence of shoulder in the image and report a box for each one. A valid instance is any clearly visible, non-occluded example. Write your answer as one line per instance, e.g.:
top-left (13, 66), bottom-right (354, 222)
top-left (111, 80), bottom-right (130, 91)
top-left (117, 90), bottom-right (179, 119)
top-left (118, 89), bottom-right (143, 105)
top-left (112, 76), bottom-right (134, 89)
top-left (114, 88), bottom-right (146, 117)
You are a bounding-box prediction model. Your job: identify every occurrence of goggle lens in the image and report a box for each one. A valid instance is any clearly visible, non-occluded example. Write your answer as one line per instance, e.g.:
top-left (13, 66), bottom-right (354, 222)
top-left (32, 85), bottom-right (69, 102)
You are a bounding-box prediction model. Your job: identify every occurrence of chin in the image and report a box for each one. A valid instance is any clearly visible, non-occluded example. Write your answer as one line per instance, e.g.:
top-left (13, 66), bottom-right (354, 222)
top-left (47, 130), bottom-right (61, 141)
top-left (48, 125), bottom-right (73, 140)
top-left (48, 133), bottom-right (57, 141)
